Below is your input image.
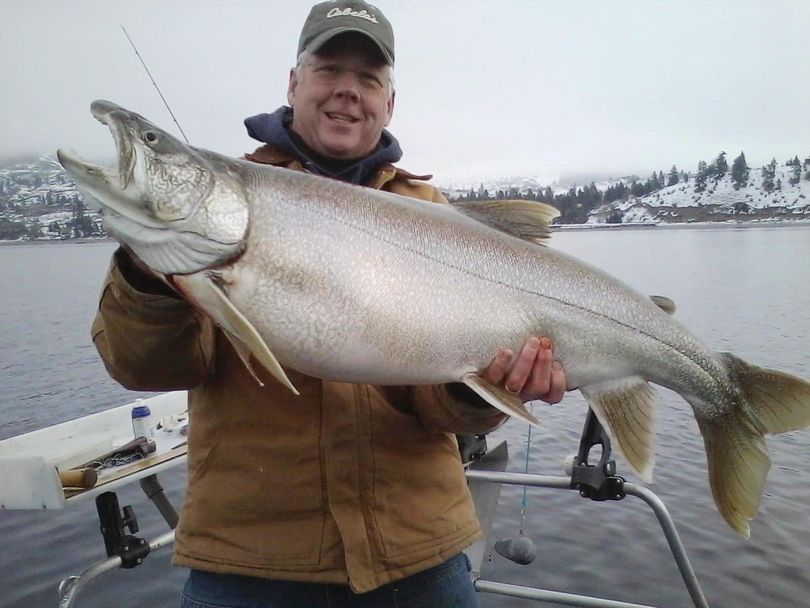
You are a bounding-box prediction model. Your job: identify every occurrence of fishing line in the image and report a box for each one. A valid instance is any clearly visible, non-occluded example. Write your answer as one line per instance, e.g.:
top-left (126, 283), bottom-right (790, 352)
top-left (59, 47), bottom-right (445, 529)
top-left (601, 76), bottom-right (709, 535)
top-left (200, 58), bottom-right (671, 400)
top-left (518, 405), bottom-right (535, 537)
top-left (120, 25), bottom-right (190, 144)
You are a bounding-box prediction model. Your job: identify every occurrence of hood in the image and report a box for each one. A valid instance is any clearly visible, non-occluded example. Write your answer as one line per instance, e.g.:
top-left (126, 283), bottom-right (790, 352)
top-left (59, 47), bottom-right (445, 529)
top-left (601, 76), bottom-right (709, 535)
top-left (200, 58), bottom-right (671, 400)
top-left (244, 106), bottom-right (402, 185)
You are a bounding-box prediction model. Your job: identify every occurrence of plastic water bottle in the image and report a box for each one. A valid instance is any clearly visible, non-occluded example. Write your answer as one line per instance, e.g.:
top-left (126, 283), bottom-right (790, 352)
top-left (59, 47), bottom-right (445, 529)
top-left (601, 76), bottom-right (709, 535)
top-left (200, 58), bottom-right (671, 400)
top-left (131, 399), bottom-right (154, 440)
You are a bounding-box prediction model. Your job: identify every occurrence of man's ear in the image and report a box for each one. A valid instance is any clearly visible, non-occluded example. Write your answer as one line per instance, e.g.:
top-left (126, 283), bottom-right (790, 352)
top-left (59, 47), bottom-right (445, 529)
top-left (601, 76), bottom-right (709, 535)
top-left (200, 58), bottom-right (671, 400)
top-left (287, 68), bottom-right (298, 106)
top-left (384, 90), bottom-right (396, 127)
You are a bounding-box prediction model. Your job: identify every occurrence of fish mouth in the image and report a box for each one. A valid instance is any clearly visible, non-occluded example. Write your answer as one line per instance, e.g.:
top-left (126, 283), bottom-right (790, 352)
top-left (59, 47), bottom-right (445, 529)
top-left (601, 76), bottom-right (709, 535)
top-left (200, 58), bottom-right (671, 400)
top-left (57, 100), bottom-right (165, 230)
top-left (90, 100), bottom-right (137, 190)
top-left (57, 100), bottom-right (136, 193)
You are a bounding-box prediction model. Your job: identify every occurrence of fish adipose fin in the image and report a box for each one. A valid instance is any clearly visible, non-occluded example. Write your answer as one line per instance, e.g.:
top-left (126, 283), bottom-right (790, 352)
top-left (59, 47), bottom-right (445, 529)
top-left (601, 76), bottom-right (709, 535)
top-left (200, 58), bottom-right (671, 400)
top-left (453, 200), bottom-right (560, 246)
top-left (580, 377), bottom-right (657, 482)
top-left (649, 295), bottom-right (676, 314)
top-left (172, 273), bottom-right (299, 395)
top-left (696, 353), bottom-right (810, 538)
top-left (461, 373), bottom-right (540, 426)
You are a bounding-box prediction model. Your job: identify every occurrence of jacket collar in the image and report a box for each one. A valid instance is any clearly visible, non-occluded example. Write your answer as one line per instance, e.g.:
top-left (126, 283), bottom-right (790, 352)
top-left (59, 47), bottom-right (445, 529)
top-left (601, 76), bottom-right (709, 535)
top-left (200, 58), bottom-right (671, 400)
top-left (244, 144), bottom-right (433, 189)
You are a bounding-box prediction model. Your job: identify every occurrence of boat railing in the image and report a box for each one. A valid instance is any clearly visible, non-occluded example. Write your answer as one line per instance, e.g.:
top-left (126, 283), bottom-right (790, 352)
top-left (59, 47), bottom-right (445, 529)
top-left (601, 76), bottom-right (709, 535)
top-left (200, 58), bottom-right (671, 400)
top-left (464, 409), bottom-right (710, 608)
top-left (0, 393), bottom-right (708, 608)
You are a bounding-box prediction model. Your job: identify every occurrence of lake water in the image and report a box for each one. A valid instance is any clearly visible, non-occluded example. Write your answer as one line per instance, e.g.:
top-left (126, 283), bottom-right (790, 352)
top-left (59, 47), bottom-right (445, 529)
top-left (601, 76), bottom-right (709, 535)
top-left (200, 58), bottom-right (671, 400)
top-left (1, 225), bottom-right (809, 608)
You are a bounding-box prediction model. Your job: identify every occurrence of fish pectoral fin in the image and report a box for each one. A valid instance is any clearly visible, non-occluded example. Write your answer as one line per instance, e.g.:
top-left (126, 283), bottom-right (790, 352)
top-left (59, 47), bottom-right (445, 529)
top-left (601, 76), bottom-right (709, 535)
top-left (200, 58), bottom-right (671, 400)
top-left (580, 377), bottom-right (656, 482)
top-left (461, 373), bottom-right (540, 426)
top-left (172, 273), bottom-right (299, 395)
top-left (649, 295), bottom-right (676, 315)
top-left (453, 199), bottom-right (559, 246)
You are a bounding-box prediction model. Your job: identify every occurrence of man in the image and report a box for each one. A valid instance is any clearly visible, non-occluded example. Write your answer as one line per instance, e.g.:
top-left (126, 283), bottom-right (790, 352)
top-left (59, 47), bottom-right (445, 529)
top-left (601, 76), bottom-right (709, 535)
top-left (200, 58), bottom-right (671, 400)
top-left (92, 2), bottom-right (566, 606)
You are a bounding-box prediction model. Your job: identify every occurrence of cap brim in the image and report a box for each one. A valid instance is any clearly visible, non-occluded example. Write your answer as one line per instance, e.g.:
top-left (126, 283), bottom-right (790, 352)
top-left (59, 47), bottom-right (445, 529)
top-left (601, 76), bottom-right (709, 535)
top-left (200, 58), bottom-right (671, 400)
top-left (306, 27), bottom-right (393, 66)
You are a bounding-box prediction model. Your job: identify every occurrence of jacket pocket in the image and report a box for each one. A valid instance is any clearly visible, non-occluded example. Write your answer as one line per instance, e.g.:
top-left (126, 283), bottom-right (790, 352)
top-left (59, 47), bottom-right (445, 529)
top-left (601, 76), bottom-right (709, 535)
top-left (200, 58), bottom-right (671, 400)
top-left (367, 389), bottom-right (477, 558)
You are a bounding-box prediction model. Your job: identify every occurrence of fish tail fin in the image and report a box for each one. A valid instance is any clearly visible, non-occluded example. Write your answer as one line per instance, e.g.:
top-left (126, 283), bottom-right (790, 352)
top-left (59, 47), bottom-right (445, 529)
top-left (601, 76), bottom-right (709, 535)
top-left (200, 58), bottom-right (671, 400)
top-left (697, 353), bottom-right (810, 538)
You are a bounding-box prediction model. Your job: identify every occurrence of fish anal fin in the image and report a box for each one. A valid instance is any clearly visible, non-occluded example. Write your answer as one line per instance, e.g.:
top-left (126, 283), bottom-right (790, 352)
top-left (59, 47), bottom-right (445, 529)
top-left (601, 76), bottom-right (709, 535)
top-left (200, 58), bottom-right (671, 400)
top-left (580, 378), bottom-right (656, 482)
top-left (453, 200), bottom-right (559, 245)
top-left (461, 373), bottom-right (539, 426)
top-left (173, 273), bottom-right (299, 395)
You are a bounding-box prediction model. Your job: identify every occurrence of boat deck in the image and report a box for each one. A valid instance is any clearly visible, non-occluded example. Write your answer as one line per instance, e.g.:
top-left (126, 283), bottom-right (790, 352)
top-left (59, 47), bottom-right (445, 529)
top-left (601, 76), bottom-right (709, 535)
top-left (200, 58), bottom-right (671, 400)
top-left (0, 392), bottom-right (188, 510)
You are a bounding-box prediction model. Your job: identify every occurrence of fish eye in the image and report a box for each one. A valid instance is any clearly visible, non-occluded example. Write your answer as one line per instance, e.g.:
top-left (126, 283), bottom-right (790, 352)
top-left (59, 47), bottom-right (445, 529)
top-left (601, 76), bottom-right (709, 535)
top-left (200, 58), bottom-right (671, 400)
top-left (143, 130), bottom-right (159, 144)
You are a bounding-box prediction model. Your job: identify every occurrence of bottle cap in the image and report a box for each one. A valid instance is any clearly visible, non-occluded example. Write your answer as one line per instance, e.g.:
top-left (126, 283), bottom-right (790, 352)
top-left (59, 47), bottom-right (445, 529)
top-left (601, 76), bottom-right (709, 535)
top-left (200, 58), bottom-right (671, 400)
top-left (132, 405), bottom-right (151, 419)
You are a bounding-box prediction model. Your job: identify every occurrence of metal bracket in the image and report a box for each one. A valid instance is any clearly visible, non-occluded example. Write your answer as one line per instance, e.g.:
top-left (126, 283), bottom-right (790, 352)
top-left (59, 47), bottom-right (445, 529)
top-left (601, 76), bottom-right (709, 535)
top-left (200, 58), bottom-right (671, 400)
top-left (457, 433), bottom-right (489, 465)
top-left (570, 408), bottom-right (626, 501)
top-left (95, 492), bottom-right (150, 569)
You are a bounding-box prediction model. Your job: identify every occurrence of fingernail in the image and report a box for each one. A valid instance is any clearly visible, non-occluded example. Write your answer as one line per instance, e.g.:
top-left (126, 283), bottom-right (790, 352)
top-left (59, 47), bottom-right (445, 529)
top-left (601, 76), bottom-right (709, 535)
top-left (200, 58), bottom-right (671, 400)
top-left (539, 337), bottom-right (552, 350)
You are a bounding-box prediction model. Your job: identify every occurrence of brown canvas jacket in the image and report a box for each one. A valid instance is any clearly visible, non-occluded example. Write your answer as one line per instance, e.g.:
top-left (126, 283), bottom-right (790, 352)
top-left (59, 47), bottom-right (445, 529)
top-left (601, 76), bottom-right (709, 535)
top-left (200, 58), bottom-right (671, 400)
top-left (91, 144), bottom-right (507, 593)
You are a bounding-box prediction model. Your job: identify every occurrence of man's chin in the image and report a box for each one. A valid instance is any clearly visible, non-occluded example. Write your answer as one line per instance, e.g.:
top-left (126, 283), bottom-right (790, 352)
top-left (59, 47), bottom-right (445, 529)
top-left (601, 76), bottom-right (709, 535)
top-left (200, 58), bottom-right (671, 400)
top-left (319, 139), bottom-right (371, 161)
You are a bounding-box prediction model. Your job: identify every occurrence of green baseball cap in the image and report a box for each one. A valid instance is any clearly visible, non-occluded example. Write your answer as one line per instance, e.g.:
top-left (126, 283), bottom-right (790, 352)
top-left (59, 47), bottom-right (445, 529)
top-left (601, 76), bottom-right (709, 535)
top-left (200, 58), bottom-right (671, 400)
top-left (298, 1), bottom-right (394, 66)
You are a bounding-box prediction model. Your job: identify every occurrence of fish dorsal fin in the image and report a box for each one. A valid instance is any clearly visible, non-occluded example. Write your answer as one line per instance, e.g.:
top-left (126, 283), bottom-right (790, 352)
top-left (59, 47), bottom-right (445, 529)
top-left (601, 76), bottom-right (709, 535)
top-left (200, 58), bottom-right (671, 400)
top-left (650, 295), bottom-right (676, 315)
top-left (172, 273), bottom-right (299, 395)
top-left (453, 200), bottom-right (559, 245)
top-left (461, 373), bottom-right (540, 426)
top-left (580, 377), bottom-right (656, 482)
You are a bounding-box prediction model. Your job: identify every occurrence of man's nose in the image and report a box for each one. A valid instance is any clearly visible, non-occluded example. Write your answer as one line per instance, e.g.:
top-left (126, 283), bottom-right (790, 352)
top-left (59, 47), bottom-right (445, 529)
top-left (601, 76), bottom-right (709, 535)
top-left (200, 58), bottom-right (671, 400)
top-left (332, 72), bottom-right (361, 101)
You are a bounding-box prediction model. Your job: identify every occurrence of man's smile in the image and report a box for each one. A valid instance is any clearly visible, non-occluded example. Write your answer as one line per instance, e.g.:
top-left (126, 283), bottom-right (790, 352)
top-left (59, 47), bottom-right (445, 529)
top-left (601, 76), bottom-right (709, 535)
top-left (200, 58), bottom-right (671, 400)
top-left (325, 112), bottom-right (360, 123)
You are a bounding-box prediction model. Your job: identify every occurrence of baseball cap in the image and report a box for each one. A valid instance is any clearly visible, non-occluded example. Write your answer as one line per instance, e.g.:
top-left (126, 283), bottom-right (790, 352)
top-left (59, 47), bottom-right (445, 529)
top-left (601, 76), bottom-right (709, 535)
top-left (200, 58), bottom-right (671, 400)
top-left (298, 1), bottom-right (394, 66)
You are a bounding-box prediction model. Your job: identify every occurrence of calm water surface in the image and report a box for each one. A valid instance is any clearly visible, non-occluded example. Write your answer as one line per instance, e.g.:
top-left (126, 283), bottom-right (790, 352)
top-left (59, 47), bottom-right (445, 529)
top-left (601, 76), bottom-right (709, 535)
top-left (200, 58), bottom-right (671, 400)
top-left (1, 226), bottom-right (809, 608)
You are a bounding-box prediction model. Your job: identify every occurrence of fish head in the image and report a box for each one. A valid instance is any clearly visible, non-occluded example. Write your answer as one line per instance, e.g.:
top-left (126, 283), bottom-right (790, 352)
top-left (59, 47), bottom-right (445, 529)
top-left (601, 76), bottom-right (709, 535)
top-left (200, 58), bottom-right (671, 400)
top-left (57, 100), bottom-right (248, 274)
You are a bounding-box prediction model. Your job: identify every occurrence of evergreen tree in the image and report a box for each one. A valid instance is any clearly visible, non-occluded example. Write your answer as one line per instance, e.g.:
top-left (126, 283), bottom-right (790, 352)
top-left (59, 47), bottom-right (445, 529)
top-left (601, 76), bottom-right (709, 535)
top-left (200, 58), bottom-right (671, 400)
top-left (713, 151), bottom-right (728, 179)
top-left (761, 164), bottom-right (774, 192)
top-left (667, 165), bottom-right (679, 186)
top-left (730, 152), bottom-right (749, 190)
top-left (695, 160), bottom-right (708, 193)
top-left (790, 162), bottom-right (801, 185)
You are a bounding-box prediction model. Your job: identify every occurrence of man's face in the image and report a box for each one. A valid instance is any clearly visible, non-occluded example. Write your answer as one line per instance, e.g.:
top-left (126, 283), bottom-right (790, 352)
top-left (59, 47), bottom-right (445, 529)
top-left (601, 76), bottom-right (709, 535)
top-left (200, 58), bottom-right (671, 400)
top-left (287, 36), bottom-right (395, 160)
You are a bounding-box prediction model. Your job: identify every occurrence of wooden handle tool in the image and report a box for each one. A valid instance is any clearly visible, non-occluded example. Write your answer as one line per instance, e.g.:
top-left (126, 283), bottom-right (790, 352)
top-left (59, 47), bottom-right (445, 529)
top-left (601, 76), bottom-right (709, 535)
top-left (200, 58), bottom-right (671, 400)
top-left (59, 467), bottom-right (98, 489)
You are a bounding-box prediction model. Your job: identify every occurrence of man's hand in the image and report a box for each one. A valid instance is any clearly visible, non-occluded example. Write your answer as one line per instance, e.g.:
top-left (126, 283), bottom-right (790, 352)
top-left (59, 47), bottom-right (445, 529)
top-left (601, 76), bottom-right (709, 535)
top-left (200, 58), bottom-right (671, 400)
top-left (481, 337), bottom-right (566, 404)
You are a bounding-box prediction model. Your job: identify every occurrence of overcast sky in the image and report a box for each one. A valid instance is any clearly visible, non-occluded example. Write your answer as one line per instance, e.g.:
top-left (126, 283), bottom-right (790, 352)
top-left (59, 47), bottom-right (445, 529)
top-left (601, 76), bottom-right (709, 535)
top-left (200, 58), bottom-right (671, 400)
top-left (1, 0), bottom-right (808, 185)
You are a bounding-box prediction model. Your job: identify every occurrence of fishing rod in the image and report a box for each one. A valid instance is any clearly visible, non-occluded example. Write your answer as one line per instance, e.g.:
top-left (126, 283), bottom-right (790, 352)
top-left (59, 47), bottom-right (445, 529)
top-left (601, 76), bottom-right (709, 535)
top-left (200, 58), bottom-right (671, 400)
top-left (120, 25), bottom-right (190, 144)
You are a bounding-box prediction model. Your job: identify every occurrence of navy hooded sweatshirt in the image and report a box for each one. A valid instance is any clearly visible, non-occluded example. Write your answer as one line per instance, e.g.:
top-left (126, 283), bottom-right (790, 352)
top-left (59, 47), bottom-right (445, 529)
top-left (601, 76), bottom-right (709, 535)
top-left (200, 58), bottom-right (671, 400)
top-left (244, 106), bottom-right (402, 186)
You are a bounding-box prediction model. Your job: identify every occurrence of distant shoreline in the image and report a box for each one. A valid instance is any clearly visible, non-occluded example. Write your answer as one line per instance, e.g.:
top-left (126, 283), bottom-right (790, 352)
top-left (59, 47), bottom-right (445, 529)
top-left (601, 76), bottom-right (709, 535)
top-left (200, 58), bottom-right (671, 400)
top-left (554, 219), bottom-right (810, 232)
top-left (1, 219), bottom-right (809, 246)
top-left (0, 237), bottom-right (115, 247)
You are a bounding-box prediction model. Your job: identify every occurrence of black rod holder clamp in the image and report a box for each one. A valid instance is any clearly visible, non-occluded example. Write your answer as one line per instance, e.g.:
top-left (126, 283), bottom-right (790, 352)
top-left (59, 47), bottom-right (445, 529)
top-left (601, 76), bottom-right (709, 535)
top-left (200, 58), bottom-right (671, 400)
top-left (95, 492), bottom-right (150, 569)
top-left (569, 409), bottom-right (626, 501)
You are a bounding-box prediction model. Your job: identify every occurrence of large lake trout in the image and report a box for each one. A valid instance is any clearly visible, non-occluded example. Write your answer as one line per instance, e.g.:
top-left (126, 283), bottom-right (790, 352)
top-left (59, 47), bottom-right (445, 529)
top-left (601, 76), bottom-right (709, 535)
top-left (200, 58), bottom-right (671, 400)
top-left (58, 100), bottom-right (810, 537)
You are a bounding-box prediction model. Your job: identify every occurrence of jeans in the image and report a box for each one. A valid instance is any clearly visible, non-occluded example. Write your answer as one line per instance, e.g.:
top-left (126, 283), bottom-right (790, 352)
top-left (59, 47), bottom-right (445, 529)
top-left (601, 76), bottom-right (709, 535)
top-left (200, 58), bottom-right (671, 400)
top-left (180, 553), bottom-right (479, 608)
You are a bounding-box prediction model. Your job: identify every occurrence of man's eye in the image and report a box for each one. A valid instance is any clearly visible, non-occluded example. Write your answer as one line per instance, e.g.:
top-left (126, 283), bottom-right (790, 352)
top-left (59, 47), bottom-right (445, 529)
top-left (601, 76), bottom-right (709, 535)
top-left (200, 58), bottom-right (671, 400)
top-left (360, 74), bottom-right (383, 88)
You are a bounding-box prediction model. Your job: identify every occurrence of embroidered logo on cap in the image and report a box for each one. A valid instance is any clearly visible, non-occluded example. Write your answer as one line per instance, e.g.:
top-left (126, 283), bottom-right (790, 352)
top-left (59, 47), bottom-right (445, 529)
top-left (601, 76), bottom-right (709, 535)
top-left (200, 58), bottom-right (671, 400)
top-left (326, 7), bottom-right (379, 24)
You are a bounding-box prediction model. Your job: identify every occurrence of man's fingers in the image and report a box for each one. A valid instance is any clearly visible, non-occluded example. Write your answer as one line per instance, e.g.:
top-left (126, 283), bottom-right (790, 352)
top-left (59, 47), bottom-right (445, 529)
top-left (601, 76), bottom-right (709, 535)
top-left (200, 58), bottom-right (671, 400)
top-left (522, 337), bottom-right (553, 397)
top-left (545, 361), bottom-right (566, 404)
top-left (482, 348), bottom-right (514, 385)
top-left (504, 337), bottom-right (542, 394)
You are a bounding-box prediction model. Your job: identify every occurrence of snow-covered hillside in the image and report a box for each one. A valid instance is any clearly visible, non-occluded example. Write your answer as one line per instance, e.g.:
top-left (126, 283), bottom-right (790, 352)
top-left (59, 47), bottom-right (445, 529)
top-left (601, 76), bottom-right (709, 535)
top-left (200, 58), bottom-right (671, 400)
top-left (590, 160), bottom-right (810, 224)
